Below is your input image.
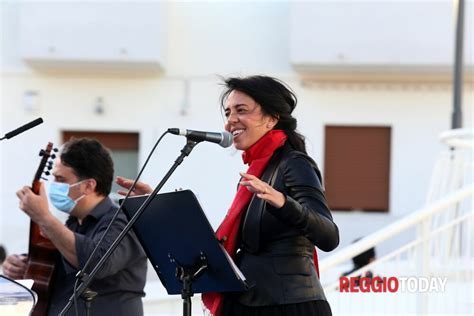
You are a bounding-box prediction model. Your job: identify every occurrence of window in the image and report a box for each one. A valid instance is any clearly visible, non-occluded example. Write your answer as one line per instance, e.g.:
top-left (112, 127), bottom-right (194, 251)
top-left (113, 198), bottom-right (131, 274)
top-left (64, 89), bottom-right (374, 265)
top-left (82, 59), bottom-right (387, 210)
top-left (324, 126), bottom-right (391, 212)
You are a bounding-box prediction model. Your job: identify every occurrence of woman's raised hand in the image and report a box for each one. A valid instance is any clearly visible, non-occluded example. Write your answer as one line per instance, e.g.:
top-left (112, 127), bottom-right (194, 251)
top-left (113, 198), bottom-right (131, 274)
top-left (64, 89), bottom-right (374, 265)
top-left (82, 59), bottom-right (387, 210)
top-left (239, 172), bottom-right (286, 208)
top-left (116, 176), bottom-right (153, 196)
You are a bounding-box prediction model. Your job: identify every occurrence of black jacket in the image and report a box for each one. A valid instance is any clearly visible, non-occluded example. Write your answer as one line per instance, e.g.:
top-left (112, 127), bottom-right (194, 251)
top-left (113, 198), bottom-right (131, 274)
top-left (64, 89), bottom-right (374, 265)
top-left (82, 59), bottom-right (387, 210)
top-left (235, 143), bottom-right (339, 306)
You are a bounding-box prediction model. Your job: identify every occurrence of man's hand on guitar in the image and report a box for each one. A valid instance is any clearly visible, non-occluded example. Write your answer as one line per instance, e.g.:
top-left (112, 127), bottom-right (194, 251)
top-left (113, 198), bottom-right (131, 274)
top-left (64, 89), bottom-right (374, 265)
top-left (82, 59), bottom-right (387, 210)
top-left (16, 182), bottom-right (53, 225)
top-left (116, 176), bottom-right (152, 196)
top-left (3, 254), bottom-right (27, 279)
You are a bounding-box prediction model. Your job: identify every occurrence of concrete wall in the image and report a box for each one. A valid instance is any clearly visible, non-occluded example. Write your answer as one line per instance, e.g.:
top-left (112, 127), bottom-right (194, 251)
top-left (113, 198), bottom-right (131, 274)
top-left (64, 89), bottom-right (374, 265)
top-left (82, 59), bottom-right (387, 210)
top-left (1, 1), bottom-right (473, 305)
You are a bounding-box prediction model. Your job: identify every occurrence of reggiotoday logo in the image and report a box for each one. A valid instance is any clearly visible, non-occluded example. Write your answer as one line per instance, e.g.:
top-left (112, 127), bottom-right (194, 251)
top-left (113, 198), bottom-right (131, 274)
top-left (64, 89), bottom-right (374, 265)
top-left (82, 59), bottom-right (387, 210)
top-left (339, 276), bottom-right (447, 293)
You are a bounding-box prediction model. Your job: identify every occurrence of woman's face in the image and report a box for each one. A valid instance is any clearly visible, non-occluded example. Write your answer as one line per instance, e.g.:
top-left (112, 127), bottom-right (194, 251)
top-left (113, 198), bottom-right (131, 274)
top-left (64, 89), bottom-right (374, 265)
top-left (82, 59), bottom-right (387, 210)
top-left (224, 90), bottom-right (277, 150)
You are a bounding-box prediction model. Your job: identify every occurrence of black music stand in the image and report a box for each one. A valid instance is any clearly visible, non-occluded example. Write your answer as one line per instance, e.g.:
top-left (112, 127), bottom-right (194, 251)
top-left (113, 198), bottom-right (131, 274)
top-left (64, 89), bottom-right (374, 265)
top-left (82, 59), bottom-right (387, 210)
top-left (120, 190), bottom-right (248, 316)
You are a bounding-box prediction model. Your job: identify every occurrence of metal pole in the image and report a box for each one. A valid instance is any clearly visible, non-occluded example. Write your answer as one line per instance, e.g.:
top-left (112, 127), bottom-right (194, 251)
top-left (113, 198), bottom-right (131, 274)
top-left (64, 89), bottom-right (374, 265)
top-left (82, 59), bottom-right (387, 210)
top-left (452, 0), bottom-right (464, 129)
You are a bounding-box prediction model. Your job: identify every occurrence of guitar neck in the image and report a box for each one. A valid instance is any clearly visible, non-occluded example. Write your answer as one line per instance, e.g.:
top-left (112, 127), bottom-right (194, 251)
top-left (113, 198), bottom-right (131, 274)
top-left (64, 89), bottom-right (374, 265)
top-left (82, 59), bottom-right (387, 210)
top-left (25, 142), bottom-right (58, 316)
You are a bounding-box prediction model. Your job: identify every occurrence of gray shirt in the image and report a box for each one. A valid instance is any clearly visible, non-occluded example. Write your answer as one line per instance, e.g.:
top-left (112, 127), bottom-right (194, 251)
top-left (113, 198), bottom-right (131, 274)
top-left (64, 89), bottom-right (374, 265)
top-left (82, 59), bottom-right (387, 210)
top-left (48, 197), bottom-right (147, 316)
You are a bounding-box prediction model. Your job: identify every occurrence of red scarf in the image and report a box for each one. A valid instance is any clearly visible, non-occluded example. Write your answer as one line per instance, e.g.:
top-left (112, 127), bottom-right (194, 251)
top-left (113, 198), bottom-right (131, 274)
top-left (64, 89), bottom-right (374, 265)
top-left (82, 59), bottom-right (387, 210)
top-left (202, 130), bottom-right (319, 315)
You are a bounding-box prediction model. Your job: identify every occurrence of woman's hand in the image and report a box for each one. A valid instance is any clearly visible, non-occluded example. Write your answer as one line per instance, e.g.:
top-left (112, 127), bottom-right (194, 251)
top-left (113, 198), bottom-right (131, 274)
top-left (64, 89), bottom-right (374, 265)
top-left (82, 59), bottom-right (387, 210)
top-left (116, 176), bottom-right (152, 196)
top-left (239, 172), bottom-right (285, 208)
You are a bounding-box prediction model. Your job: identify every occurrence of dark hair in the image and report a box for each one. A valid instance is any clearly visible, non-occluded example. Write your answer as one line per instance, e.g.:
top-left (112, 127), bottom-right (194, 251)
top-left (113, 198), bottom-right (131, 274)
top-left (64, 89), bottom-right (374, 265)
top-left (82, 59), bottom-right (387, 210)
top-left (352, 247), bottom-right (376, 268)
top-left (220, 75), bottom-right (307, 153)
top-left (0, 245), bottom-right (6, 264)
top-left (351, 238), bottom-right (376, 268)
top-left (60, 138), bottom-right (114, 196)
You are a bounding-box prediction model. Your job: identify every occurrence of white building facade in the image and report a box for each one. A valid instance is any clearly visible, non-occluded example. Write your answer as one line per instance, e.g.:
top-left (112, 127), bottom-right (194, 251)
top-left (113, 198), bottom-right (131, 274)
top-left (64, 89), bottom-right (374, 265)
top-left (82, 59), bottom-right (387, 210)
top-left (1, 1), bottom-right (473, 312)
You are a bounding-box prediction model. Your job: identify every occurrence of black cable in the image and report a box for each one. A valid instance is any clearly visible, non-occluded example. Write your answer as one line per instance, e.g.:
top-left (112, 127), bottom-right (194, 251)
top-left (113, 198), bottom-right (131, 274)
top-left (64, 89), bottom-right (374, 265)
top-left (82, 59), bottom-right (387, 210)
top-left (70, 130), bottom-right (169, 316)
top-left (61, 136), bottom-right (199, 316)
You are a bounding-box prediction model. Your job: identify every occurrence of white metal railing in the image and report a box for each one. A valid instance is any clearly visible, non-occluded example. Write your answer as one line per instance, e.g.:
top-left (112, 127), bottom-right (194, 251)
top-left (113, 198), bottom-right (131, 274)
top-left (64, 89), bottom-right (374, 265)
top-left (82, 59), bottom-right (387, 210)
top-left (439, 129), bottom-right (474, 149)
top-left (320, 185), bottom-right (473, 274)
top-left (320, 128), bottom-right (474, 315)
top-left (426, 128), bottom-right (473, 204)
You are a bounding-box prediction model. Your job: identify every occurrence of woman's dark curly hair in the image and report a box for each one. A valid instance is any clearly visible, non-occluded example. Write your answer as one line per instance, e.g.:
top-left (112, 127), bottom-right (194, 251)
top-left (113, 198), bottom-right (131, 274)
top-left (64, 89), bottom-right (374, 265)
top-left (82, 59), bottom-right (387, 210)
top-left (220, 75), bottom-right (306, 153)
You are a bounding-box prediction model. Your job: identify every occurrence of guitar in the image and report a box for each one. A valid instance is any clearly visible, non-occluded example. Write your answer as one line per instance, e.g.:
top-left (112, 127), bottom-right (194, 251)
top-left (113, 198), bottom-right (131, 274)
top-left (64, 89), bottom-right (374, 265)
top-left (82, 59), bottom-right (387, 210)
top-left (23, 142), bottom-right (59, 316)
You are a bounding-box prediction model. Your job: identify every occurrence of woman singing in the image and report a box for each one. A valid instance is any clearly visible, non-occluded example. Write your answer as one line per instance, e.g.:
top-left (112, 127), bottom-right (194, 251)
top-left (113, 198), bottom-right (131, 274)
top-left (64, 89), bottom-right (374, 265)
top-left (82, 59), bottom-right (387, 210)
top-left (202, 75), bottom-right (339, 316)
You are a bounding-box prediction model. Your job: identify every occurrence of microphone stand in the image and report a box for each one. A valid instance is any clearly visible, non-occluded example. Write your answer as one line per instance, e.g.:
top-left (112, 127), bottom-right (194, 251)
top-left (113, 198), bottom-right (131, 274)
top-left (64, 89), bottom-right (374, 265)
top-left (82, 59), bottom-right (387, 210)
top-left (59, 139), bottom-right (200, 316)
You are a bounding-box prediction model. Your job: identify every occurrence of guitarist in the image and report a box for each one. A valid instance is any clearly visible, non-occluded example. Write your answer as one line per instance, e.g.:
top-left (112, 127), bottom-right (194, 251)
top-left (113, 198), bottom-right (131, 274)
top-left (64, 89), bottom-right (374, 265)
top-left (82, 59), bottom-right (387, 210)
top-left (3, 138), bottom-right (147, 316)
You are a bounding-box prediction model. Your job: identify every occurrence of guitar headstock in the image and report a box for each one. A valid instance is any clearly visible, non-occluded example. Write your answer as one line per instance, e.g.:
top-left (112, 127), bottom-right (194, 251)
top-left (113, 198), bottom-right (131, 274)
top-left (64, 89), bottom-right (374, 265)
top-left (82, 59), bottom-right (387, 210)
top-left (32, 142), bottom-right (58, 194)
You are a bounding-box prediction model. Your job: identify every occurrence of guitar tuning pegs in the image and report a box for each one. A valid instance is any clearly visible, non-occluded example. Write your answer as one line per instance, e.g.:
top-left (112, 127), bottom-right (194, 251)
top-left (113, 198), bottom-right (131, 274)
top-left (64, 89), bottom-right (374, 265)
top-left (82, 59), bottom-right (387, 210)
top-left (51, 154), bottom-right (56, 159)
top-left (39, 149), bottom-right (45, 156)
top-left (53, 147), bottom-right (59, 152)
top-left (44, 171), bottom-right (50, 176)
top-left (47, 165), bottom-right (53, 170)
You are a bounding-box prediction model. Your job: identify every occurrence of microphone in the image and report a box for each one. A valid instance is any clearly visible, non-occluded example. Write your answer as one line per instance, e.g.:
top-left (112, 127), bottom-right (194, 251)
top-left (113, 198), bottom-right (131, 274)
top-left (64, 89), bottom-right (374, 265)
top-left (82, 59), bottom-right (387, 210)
top-left (1, 117), bottom-right (44, 141)
top-left (168, 128), bottom-right (233, 148)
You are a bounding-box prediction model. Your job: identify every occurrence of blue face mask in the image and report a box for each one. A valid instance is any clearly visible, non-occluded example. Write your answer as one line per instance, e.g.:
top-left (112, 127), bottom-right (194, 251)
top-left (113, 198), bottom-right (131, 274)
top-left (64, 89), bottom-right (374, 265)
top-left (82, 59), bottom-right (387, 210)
top-left (48, 180), bottom-right (86, 214)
